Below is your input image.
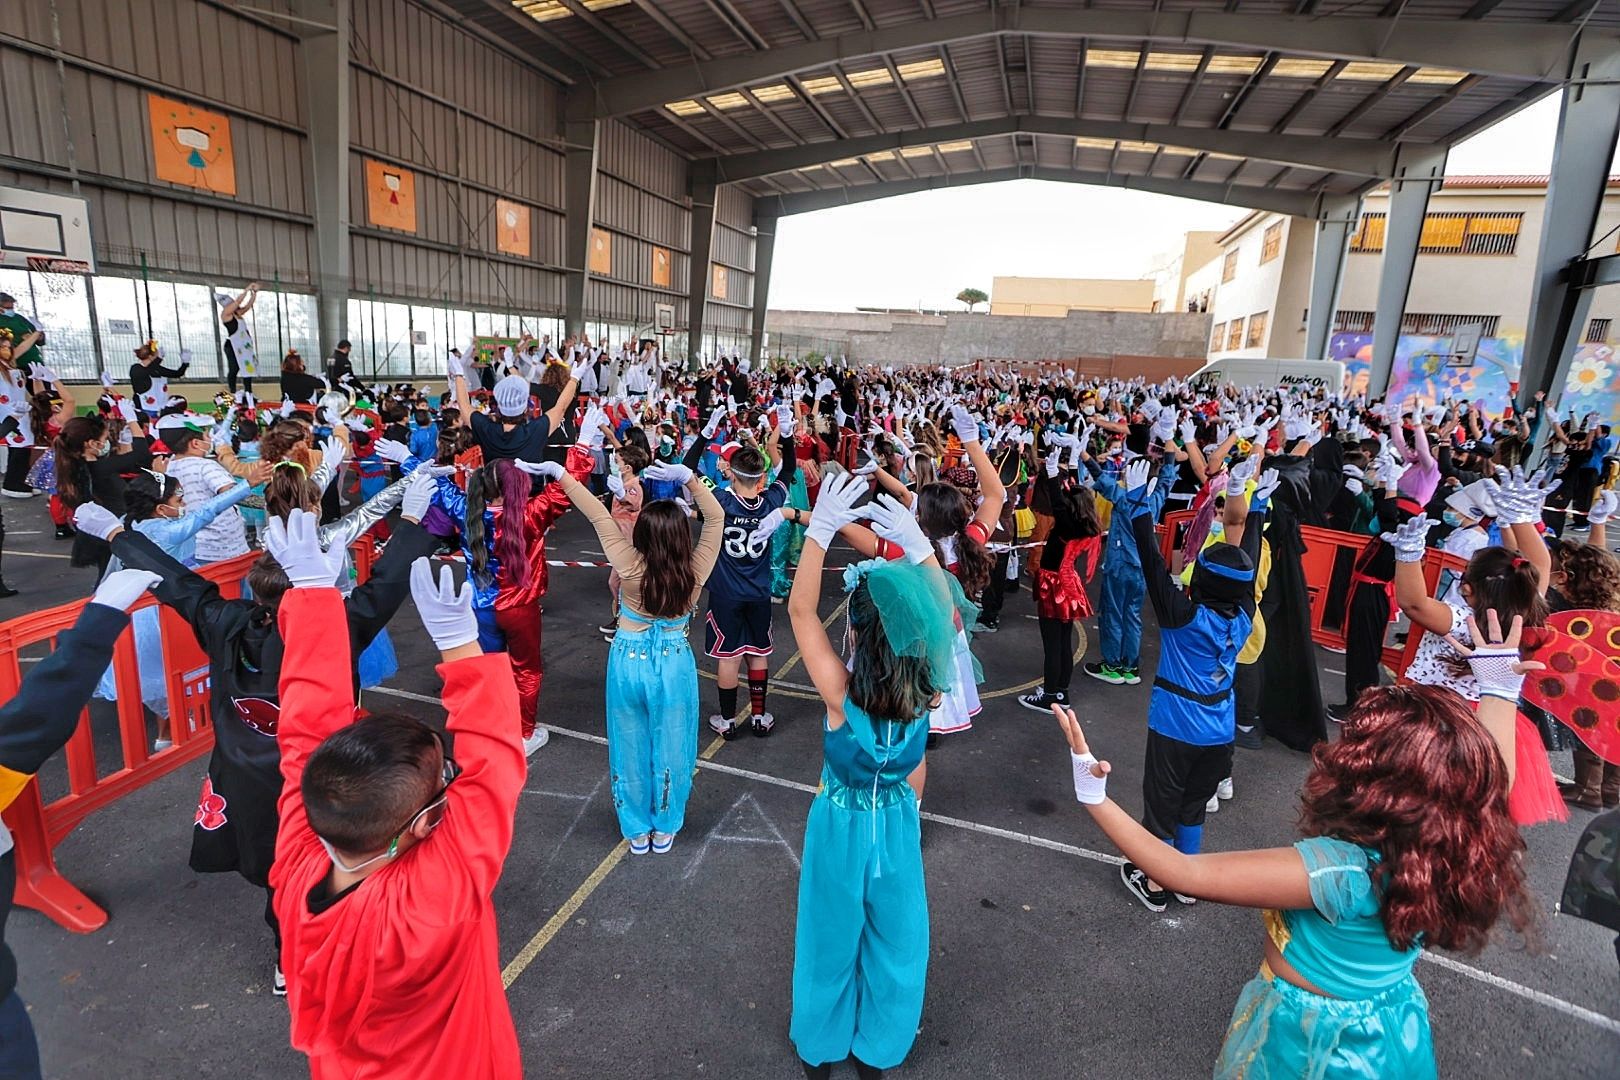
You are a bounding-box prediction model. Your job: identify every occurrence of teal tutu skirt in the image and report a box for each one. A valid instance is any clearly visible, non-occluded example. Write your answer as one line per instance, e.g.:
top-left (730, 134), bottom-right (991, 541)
top-left (1214, 967), bottom-right (1434, 1080)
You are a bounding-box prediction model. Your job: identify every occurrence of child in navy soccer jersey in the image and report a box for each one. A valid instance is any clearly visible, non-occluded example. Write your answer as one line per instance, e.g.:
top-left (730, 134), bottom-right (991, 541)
top-left (684, 404), bottom-right (798, 737)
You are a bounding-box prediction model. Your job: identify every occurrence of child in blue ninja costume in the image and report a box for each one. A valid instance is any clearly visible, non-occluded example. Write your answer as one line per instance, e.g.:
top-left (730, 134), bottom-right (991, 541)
top-left (1117, 455), bottom-right (1276, 913)
top-left (1083, 426), bottom-right (1178, 686)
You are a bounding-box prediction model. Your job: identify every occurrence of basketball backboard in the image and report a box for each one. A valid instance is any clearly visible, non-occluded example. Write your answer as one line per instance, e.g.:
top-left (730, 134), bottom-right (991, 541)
top-left (0, 186), bottom-right (96, 273)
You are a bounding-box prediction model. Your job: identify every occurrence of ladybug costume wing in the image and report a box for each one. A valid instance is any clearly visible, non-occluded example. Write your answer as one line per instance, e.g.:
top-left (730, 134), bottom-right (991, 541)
top-left (1519, 614), bottom-right (1620, 766)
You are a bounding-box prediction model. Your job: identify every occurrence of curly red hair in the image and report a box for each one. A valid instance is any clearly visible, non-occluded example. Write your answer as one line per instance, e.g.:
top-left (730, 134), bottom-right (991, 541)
top-left (1299, 684), bottom-right (1533, 954)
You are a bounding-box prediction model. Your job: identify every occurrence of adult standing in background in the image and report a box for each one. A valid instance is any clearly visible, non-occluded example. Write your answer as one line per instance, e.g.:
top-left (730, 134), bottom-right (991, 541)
top-left (217, 283), bottom-right (260, 398)
top-left (278, 350), bottom-right (325, 406)
top-left (128, 342), bottom-right (190, 418)
top-left (326, 339), bottom-right (357, 393)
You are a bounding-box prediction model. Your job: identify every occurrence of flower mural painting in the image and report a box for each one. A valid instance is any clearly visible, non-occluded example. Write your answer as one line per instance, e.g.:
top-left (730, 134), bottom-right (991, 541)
top-left (1568, 349), bottom-right (1615, 396)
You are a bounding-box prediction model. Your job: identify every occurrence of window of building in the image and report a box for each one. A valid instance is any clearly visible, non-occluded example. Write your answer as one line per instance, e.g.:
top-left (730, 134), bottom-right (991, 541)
top-left (1221, 249), bottom-right (1239, 283)
top-left (1333, 309), bottom-right (1375, 333)
top-left (1245, 311), bottom-right (1268, 348)
top-left (1586, 317), bottom-right (1611, 344)
top-left (1260, 221), bottom-right (1283, 264)
top-left (1351, 213), bottom-right (1386, 253)
top-left (1227, 318), bottom-right (1245, 350)
top-left (1400, 312), bottom-right (1499, 337)
top-left (1210, 322), bottom-right (1225, 351)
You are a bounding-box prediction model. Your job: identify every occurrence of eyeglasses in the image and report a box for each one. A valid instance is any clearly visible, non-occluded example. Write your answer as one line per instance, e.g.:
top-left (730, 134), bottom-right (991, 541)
top-left (319, 734), bottom-right (460, 874)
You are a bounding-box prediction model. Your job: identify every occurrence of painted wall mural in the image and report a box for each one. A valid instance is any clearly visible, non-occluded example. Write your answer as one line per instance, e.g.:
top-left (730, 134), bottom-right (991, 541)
top-left (1331, 331), bottom-right (1620, 428)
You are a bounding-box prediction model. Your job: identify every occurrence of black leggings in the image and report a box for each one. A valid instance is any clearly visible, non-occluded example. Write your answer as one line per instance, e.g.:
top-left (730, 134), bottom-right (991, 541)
top-left (1343, 581), bottom-right (1390, 708)
top-left (2, 444), bottom-right (32, 493)
top-left (1039, 617), bottom-right (1076, 695)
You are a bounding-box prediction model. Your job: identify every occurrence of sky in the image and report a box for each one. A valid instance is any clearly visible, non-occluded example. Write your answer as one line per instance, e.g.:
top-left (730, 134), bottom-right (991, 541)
top-left (769, 93), bottom-right (1586, 312)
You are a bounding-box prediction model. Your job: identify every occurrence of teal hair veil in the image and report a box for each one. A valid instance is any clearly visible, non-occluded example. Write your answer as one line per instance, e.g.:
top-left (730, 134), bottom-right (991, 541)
top-left (843, 558), bottom-right (982, 691)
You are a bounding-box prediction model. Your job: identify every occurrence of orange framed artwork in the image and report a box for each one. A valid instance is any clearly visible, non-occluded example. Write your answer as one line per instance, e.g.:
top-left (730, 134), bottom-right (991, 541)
top-left (651, 245), bottom-right (672, 288)
top-left (365, 160), bottom-right (417, 233)
top-left (496, 199), bottom-right (530, 257)
top-left (712, 264), bottom-right (728, 300)
top-left (589, 228), bottom-right (612, 275)
top-left (148, 94), bottom-right (236, 195)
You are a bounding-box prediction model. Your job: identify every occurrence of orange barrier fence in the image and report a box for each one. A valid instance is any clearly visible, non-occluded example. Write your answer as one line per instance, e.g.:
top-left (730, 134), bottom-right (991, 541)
top-left (1, 541), bottom-right (375, 934)
top-left (1157, 510), bottom-right (1468, 677)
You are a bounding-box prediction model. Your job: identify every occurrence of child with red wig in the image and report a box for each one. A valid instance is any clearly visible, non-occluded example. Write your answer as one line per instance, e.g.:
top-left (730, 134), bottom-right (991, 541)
top-left (1051, 612), bottom-right (1536, 1079)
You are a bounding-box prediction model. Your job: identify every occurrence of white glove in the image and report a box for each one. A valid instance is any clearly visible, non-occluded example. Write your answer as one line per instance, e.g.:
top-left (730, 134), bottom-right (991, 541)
top-left (606, 471), bottom-right (627, 500)
top-left (1071, 751), bottom-right (1108, 806)
top-left (401, 468), bottom-right (438, 522)
top-left (867, 493), bottom-right (933, 564)
top-left (116, 398), bottom-right (139, 424)
top-left (748, 507), bottom-right (786, 547)
top-left (30, 363), bottom-right (58, 384)
top-left (373, 437), bottom-right (411, 464)
top-left (580, 405), bottom-right (609, 449)
top-left (319, 437), bottom-right (345, 478)
top-left (1485, 466), bottom-right (1556, 526)
top-left (447, 352), bottom-right (465, 380)
top-left (264, 508), bottom-right (347, 588)
top-left (1045, 451), bottom-right (1061, 479)
top-left (1151, 410), bottom-right (1176, 444)
top-left (569, 356), bottom-right (591, 382)
top-left (513, 459), bottom-right (565, 481)
top-left (73, 502), bottom-right (124, 541)
top-left (1122, 458), bottom-right (1152, 497)
top-left (1252, 468), bottom-right (1281, 504)
top-left (100, 370), bottom-right (115, 389)
top-left (90, 569), bottom-right (162, 612)
top-left (1588, 489), bottom-right (1618, 526)
top-left (776, 403), bottom-right (795, 438)
top-left (834, 403), bottom-right (848, 428)
top-left (409, 559), bottom-right (479, 652)
top-left (643, 462), bottom-right (693, 487)
top-left (804, 471), bottom-right (866, 548)
top-left (949, 404), bottom-right (980, 444)
top-left (1380, 516), bottom-right (1437, 563)
top-left (178, 348), bottom-right (193, 366)
top-left (702, 406), bottom-right (727, 439)
top-left (1447, 612), bottom-right (1538, 705)
top-left (1226, 455), bottom-right (1258, 498)
top-left (1178, 419), bottom-right (1197, 446)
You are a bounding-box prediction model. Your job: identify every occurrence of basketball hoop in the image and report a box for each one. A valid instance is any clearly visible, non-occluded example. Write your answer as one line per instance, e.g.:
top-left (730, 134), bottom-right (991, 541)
top-left (26, 257), bottom-right (90, 303)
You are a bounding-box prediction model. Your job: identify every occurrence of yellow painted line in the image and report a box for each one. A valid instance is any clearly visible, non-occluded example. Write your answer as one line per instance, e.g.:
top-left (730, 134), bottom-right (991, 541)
top-left (501, 839), bottom-right (630, 988)
top-left (504, 595), bottom-right (850, 984)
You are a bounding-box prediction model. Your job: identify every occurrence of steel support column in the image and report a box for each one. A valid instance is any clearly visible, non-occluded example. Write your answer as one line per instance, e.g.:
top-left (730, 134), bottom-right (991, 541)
top-left (1519, 35), bottom-right (1620, 414)
top-left (687, 163), bottom-right (718, 362)
top-left (750, 213), bottom-right (778, 364)
top-left (1368, 146), bottom-right (1447, 397)
top-left (562, 89), bottom-right (601, 337)
top-left (1305, 195), bottom-right (1360, 360)
top-left (296, 0), bottom-right (350, 356)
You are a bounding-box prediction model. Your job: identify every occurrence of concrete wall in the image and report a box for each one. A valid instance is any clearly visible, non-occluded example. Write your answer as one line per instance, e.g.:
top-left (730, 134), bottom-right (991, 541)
top-left (765, 308), bottom-right (1211, 366)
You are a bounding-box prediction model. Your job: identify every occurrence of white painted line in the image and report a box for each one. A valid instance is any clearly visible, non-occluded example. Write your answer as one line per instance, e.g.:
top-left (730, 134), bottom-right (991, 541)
top-left (1323, 668), bottom-right (1344, 676)
top-left (1418, 953), bottom-right (1620, 1035)
top-left (368, 685), bottom-right (1620, 1035)
top-left (7, 550), bottom-right (71, 560)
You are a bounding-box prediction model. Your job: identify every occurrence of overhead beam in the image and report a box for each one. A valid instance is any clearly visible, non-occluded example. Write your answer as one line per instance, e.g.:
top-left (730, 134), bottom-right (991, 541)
top-left (700, 115), bottom-right (1403, 183)
top-left (585, 9), bottom-right (1601, 116)
top-left (749, 165), bottom-right (1327, 220)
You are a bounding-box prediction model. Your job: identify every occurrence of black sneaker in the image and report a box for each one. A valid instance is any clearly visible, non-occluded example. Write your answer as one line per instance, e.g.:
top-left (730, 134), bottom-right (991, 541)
top-left (975, 620), bottom-right (999, 634)
top-left (1325, 702), bottom-right (1351, 725)
top-left (1120, 861), bottom-right (1168, 912)
top-left (925, 732), bottom-right (939, 750)
top-left (1017, 689), bottom-right (1067, 713)
top-left (1235, 726), bottom-right (1263, 749)
top-left (54, 524), bottom-right (75, 539)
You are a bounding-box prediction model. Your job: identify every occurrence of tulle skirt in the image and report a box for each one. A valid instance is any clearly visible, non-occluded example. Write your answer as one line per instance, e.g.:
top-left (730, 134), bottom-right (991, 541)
top-left (927, 630), bottom-right (981, 735)
top-left (1507, 709), bottom-right (1568, 827)
top-left (93, 607), bottom-right (169, 712)
top-left (1035, 566), bottom-right (1094, 621)
top-left (1215, 965), bottom-right (1435, 1080)
top-left (357, 627), bottom-right (398, 690)
top-left (25, 449), bottom-right (54, 492)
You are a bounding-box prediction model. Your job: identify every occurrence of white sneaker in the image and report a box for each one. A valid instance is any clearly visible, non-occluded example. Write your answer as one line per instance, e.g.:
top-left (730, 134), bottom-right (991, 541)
top-left (1205, 795), bottom-right (1220, 814)
top-left (153, 738), bottom-right (173, 753)
top-left (522, 729), bottom-right (550, 756)
top-left (651, 832), bottom-right (674, 853)
top-left (1217, 777), bottom-right (1234, 801)
top-left (273, 964), bottom-right (287, 997)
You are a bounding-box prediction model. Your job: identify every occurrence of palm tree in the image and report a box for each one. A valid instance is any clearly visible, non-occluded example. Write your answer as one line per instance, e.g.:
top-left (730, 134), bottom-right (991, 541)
top-left (956, 287), bottom-right (988, 312)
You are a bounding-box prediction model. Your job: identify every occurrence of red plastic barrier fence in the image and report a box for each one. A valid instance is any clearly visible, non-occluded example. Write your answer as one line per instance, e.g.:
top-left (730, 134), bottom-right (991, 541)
top-left (1157, 510), bottom-right (1468, 676)
top-left (1, 541), bottom-right (375, 934)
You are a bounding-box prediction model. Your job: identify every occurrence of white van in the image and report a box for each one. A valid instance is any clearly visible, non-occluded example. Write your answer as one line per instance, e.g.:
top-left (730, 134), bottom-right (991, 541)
top-left (1190, 357), bottom-right (1346, 393)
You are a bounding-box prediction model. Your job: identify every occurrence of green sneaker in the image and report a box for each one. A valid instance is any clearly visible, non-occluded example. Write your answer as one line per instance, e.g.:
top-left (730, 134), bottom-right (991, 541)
top-left (1084, 662), bottom-right (1126, 686)
top-left (1119, 666), bottom-right (1143, 686)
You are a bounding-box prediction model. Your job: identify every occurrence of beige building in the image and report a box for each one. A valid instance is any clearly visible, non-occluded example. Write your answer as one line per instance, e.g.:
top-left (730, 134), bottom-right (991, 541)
top-left (1198, 175), bottom-right (1620, 361)
top-left (989, 275), bottom-right (1157, 316)
top-left (1148, 230), bottom-right (1225, 313)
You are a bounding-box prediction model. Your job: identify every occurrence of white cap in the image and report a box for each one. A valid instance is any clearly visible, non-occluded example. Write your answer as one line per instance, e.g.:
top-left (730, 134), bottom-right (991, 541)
top-left (1445, 479), bottom-right (1497, 521)
top-left (493, 375), bottom-right (530, 417)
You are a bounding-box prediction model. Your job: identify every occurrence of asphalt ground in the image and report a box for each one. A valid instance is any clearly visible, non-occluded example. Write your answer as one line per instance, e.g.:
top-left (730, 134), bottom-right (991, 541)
top-left (2, 489), bottom-right (1617, 1079)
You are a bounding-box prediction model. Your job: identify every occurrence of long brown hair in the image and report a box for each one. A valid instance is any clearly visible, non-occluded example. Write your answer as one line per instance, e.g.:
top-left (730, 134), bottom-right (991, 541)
top-left (916, 482), bottom-right (991, 600)
top-left (631, 501), bottom-right (696, 617)
top-left (1300, 684), bottom-right (1533, 953)
top-left (53, 415), bottom-right (107, 507)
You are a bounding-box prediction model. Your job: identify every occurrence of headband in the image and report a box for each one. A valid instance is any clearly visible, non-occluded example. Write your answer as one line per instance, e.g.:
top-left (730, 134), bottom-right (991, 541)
top-left (1196, 551), bottom-right (1256, 583)
top-left (273, 459), bottom-right (307, 474)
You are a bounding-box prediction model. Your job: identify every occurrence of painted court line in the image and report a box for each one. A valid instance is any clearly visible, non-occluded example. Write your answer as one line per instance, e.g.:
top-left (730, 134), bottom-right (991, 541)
top-left (1418, 953), bottom-right (1620, 1035)
top-left (7, 550), bottom-right (71, 560)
